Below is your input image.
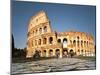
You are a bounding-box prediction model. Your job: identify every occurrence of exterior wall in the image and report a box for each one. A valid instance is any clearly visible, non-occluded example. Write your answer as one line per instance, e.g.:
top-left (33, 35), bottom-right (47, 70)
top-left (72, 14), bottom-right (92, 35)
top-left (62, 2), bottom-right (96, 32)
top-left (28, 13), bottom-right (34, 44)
top-left (26, 11), bottom-right (95, 58)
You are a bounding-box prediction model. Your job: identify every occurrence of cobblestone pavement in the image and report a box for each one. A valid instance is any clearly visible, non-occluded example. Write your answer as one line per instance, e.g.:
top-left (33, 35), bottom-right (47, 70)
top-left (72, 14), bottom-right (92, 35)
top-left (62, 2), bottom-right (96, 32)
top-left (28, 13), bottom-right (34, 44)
top-left (11, 58), bottom-right (96, 74)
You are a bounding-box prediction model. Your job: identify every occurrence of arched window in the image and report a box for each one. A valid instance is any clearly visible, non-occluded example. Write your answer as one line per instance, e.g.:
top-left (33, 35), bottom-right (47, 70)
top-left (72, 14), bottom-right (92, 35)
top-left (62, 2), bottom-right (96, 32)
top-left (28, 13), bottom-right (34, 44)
top-left (78, 49), bottom-right (80, 52)
top-left (39, 28), bottom-right (42, 34)
top-left (49, 37), bottom-right (53, 44)
top-left (77, 36), bottom-right (79, 40)
top-left (73, 40), bottom-right (76, 46)
top-left (36, 29), bottom-right (38, 34)
top-left (43, 38), bottom-right (47, 44)
top-left (63, 38), bottom-right (67, 44)
top-left (81, 40), bottom-right (83, 47)
top-left (77, 41), bottom-right (79, 47)
top-left (44, 26), bottom-right (47, 32)
top-left (38, 39), bottom-right (41, 45)
top-left (33, 31), bottom-right (34, 35)
top-left (87, 41), bottom-right (88, 47)
top-left (84, 41), bottom-right (86, 47)
top-left (49, 49), bottom-right (53, 56)
top-left (57, 39), bottom-right (61, 43)
top-left (70, 40), bottom-right (72, 44)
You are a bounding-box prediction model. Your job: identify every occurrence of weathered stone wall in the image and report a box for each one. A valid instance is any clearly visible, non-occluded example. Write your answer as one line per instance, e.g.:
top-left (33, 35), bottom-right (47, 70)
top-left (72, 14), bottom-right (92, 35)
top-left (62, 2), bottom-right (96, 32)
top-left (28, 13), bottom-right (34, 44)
top-left (26, 11), bottom-right (95, 58)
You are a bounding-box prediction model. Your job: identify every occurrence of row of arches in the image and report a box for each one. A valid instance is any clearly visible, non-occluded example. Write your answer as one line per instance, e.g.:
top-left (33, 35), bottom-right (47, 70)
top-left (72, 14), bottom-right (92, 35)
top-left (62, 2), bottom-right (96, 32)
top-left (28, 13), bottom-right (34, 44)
top-left (35, 48), bottom-right (74, 58)
top-left (34, 48), bottom-right (94, 58)
top-left (28, 26), bottom-right (47, 37)
top-left (28, 37), bottom-right (54, 47)
top-left (57, 38), bottom-right (90, 47)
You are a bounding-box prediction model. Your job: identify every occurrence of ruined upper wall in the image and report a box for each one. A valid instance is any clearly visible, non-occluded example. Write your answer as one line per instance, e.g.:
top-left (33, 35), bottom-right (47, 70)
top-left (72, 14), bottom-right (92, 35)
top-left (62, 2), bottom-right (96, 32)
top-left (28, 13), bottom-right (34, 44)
top-left (28, 10), bottom-right (50, 32)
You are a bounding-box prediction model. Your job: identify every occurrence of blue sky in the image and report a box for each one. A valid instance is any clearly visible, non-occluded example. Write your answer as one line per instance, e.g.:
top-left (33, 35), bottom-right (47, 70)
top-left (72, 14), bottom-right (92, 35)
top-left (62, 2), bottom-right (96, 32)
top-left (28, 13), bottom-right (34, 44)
top-left (12, 1), bottom-right (96, 49)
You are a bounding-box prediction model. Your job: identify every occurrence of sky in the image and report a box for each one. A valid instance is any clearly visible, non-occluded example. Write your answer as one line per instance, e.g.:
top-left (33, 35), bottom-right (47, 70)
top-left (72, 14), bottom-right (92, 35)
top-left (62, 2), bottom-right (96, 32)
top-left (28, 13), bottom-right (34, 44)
top-left (12, 1), bottom-right (96, 49)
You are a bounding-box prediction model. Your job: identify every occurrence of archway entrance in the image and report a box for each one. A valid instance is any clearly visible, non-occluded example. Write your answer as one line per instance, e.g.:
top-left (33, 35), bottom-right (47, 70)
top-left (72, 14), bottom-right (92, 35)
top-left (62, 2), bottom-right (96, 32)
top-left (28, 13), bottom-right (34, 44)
top-left (69, 49), bottom-right (74, 58)
top-left (43, 50), bottom-right (46, 57)
top-left (63, 48), bottom-right (68, 57)
top-left (49, 49), bottom-right (53, 57)
top-left (33, 50), bottom-right (41, 59)
top-left (63, 38), bottom-right (68, 48)
top-left (56, 49), bottom-right (60, 58)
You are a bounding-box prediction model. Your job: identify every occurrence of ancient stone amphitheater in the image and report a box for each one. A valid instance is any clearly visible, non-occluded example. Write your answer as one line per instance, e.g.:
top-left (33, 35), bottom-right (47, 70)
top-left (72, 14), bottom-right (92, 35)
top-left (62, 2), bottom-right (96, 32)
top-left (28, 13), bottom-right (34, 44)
top-left (26, 10), bottom-right (95, 58)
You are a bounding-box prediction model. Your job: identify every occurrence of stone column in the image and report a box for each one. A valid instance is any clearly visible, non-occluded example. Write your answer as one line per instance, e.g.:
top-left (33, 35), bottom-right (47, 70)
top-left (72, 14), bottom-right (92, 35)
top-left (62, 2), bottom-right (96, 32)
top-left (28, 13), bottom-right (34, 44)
top-left (59, 48), bottom-right (62, 58)
top-left (46, 49), bottom-right (49, 57)
top-left (47, 37), bottom-right (49, 45)
top-left (53, 49), bottom-right (56, 56)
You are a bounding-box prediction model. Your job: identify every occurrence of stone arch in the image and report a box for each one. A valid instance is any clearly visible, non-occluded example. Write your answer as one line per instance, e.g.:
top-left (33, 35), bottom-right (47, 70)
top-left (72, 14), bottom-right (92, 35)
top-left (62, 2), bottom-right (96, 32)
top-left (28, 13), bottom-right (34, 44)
top-left (81, 40), bottom-right (83, 47)
top-left (49, 49), bottom-right (53, 57)
top-left (44, 26), bottom-right (47, 33)
top-left (63, 38), bottom-right (67, 42)
top-left (70, 49), bottom-right (74, 57)
top-left (70, 49), bottom-right (74, 52)
top-left (78, 49), bottom-right (80, 52)
top-left (87, 41), bottom-right (88, 47)
top-left (43, 38), bottom-right (47, 44)
top-left (77, 40), bottom-right (79, 47)
top-left (38, 39), bottom-right (41, 45)
top-left (33, 30), bottom-right (34, 35)
top-left (43, 50), bottom-right (46, 57)
top-left (36, 29), bottom-right (38, 35)
top-left (84, 41), bottom-right (86, 47)
top-left (63, 38), bottom-right (68, 48)
top-left (81, 49), bottom-right (84, 55)
top-left (73, 40), bottom-right (76, 46)
top-left (57, 39), bottom-right (61, 43)
top-left (56, 49), bottom-right (60, 58)
top-left (49, 37), bottom-right (53, 44)
top-left (39, 28), bottom-right (42, 34)
top-left (63, 48), bottom-right (68, 57)
top-left (77, 36), bottom-right (80, 40)
top-left (35, 40), bottom-right (37, 46)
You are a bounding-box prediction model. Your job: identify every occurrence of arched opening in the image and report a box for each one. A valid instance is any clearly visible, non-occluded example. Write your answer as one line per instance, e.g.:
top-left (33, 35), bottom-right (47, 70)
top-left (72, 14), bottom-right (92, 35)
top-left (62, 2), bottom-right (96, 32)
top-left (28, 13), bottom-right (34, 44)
top-left (44, 26), bottom-right (47, 32)
top-left (70, 49), bottom-right (74, 58)
top-left (81, 50), bottom-right (83, 55)
top-left (63, 38), bottom-right (67, 43)
top-left (63, 48), bottom-right (68, 57)
top-left (43, 50), bottom-right (46, 57)
top-left (38, 39), bottom-right (41, 45)
top-left (77, 36), bottom-right (80, 40)
top-left (49, 37), bottom-right (53, 44)
top-left (84, 41), bottom-right (86, 47)
top-left (87, 41), bottom-right (88, 47)
top-left (81, 40), bottom-right (83, 47)
top-left (70, 40), bottom-right (72, 44)
top-left (73, 40), bottom-right (76, 46)
top-left (77, 40), bottom-right (79, 47)
top-left (36, 29), bottom-right (38, 34)
top-left (33, 31), bottom-right (34, 35)
top-left (56, 49), bottom-right (60, 58)
top-left (63, 38), bottom-right (68, 48)
top-left (43, 38), bottom-right (47, 44)
top-left (39, 28), bottom-right (42, 34)
top-left (78, 49), bottom-right (80, 52)
top-left (49, 49), bottom-right (53, 57)
top-left (33, 50), bottom-right (41, 59)
top-left (57, 39), bottom-right (61, 43)
top-left (35, 40), bottom-right (37, 46)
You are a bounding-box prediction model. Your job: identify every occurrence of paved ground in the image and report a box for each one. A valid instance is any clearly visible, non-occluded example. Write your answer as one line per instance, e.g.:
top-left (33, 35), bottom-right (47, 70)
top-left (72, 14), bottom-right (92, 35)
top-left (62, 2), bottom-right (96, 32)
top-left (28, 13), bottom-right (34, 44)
top-left (11, 58), bottom-right (96, 74)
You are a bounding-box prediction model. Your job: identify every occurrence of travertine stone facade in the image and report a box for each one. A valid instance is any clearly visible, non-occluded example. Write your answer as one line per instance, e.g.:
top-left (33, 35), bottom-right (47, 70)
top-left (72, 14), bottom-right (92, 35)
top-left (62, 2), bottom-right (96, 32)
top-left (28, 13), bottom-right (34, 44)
top-left (26, 10), bottom-right (95, 58)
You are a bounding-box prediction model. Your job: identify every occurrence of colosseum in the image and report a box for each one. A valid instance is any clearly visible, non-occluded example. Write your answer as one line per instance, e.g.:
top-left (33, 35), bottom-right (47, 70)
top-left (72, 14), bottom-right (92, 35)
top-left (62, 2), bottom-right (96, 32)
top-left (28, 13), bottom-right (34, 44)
top-left (26, 10), bottom-right (95, 58)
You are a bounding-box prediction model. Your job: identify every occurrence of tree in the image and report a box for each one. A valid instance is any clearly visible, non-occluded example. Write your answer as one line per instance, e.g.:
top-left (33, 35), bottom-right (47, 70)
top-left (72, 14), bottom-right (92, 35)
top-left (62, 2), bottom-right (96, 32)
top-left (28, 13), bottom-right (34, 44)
top-left (12, 34), bottom-right (15, 57)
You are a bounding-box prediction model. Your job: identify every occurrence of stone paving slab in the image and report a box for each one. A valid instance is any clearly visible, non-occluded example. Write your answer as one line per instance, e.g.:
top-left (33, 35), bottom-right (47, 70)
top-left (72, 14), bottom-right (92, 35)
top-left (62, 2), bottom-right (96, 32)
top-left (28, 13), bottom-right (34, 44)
top-left (11, 58), bottom-right (96, 74)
